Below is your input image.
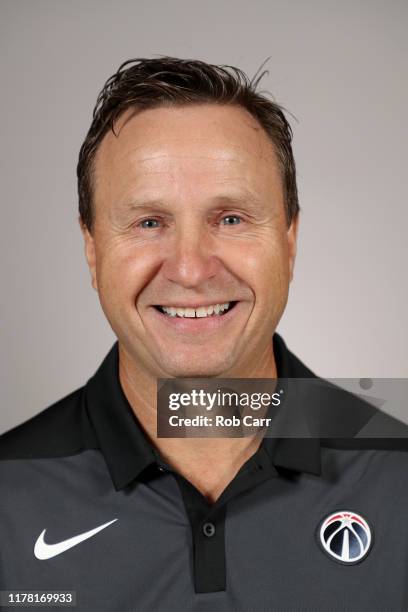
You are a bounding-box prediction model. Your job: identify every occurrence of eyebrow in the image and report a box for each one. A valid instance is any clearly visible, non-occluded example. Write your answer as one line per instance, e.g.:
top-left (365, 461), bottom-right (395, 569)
top-left (121, 191), bottom-right (266, 212)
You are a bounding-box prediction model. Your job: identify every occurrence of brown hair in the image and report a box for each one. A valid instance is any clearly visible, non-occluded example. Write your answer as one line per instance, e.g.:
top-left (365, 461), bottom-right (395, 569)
top-left (77, 57), bottom-right (299, 233)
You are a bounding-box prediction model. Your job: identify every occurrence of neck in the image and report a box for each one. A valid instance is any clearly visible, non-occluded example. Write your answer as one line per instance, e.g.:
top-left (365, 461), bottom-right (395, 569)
top-left (118, 342), bottom-right (277, 503)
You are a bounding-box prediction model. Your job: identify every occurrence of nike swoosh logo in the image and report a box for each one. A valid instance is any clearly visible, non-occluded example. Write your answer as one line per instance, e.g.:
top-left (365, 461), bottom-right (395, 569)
top-left (34, 519), bottom-right (118, 560)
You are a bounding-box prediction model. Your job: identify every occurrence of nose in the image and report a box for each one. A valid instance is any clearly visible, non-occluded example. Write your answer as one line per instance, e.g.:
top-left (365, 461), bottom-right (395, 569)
top-left (161, 222), bottom-right (221, 288)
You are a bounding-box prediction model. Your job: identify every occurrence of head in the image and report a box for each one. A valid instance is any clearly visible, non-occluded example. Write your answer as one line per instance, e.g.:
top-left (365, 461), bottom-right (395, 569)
top-left (78, 57), bottom-right (300, 378)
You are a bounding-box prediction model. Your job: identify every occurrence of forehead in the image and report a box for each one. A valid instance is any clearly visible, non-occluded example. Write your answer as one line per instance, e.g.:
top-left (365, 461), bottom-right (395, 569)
top-left (93, 103), bottom-right (282, 206)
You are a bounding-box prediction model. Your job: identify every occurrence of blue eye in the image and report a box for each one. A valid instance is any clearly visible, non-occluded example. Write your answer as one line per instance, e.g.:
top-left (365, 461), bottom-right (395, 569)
top-left (221, 215), bottom-right (241, 225)
top-left (140, 219), bottom-right (160, 229)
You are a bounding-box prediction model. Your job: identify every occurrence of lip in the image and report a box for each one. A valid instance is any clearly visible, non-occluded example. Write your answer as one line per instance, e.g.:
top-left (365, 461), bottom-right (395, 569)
top-left (152, 301), bottom-right (233, 309)
top-left (148, 300), bottom-right (243, 333)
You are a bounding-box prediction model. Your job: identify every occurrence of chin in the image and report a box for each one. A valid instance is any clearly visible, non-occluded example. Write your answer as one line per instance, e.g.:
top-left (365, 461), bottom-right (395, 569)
top-left (158, 356), bottom-right (232, 379)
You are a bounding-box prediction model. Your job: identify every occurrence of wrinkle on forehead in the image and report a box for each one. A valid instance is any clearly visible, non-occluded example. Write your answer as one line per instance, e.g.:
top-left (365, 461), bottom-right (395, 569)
top-left (93, 104), bottom-right (282, 209)
top-left (98, 104), bottom-right (276, 162)
top-left (126, 147), bottom-right (252, 164)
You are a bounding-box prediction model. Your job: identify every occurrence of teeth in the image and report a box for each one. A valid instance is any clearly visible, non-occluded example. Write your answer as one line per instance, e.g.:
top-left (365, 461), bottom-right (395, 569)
top-left (161, 302), bottom-right (231, 318)
top-left (196, 307), bottom-right (207, 318)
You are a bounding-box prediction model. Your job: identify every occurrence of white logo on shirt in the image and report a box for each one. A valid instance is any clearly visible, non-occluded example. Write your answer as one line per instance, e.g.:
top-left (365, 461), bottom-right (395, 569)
top-left (34, 519), bottom-right (118, 560)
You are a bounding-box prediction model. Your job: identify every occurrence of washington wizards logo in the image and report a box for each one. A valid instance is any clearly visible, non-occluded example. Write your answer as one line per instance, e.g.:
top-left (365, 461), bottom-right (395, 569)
top-left (318, 510), bottom-right (373, 564)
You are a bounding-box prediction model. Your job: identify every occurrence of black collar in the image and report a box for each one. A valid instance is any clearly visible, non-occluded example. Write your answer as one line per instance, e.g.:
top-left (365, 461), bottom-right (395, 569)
top-left (85, 333), bottom-right (322, 490)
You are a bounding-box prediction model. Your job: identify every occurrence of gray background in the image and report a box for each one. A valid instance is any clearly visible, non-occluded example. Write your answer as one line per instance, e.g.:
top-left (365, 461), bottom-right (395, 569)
top-left (1, 0), bottom-right (407, 435)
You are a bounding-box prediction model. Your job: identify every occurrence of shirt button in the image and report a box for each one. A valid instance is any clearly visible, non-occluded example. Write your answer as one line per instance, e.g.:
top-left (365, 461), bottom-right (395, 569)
top-left (202, 522), bottom-right (216, 537)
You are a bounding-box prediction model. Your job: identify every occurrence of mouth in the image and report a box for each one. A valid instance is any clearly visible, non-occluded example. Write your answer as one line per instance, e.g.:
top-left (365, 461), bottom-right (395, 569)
top-left (148, 299), bottom-right (244, 336)
top-left (153, 301), bottom-right (238, 318)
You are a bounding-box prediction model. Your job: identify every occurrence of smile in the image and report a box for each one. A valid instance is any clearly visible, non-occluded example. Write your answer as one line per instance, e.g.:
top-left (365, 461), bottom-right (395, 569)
top-left (155, 302), bottom-right (236, 318)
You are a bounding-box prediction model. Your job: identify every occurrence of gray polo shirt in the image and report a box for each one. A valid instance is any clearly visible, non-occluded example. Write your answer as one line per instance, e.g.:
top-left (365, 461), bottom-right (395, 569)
top-left (1, 334), bottom-right (408, 611)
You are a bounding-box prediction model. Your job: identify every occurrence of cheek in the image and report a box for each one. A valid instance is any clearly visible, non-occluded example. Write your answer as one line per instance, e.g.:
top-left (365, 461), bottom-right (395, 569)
top-left (96, 244), bottom-right (160, 309)
top-left (236, 238), bottom-right (290, 298)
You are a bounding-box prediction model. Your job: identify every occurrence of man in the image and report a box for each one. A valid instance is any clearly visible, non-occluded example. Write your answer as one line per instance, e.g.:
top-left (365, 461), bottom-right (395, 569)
top-left (1, 57), bottom-right (407, 611)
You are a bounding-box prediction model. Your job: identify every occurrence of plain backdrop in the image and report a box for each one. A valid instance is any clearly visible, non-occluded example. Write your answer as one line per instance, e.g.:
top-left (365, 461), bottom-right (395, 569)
top-left (1, 0), bottom-right (407, 434)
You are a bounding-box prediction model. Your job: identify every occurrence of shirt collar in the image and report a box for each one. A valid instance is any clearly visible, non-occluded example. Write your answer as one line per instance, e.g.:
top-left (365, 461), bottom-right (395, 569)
top-left (85, 333), bottom-right (321, 490)
top-left (265, 334), bottom-right (322, 477)
top-left (85, 345), bottom-right (156, 490)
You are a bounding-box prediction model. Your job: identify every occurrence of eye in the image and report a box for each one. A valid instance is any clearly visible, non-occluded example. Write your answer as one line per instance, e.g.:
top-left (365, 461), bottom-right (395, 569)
top-left (221, 215), bottom-right (242, 225)
top-left (139, 218), bottom-right (161, 229)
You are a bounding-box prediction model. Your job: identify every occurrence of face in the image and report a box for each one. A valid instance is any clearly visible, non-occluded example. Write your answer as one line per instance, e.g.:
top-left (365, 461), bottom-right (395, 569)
top-left (81, 104), bottom-right (298, 379)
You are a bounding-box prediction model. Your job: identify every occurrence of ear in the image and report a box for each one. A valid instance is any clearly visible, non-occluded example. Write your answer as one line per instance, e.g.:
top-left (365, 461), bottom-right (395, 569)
top-left (78, 216), bottom-right (98, 291)
top-left (287, 213), bottom-right (299, 283)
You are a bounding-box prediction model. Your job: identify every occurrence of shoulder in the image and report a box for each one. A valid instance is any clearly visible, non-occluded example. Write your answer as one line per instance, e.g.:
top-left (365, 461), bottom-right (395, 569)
top-left (314, 379), bottom-right (408, 448)
top-left (278, 334), bottom-right (408, 452)
top-left (0, 386), bottom-right (97, 460)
